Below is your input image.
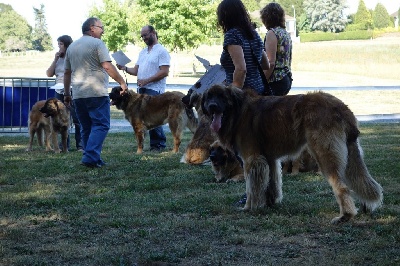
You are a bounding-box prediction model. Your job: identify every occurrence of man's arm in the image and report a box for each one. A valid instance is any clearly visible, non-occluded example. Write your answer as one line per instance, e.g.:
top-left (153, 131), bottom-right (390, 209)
top-left (102, 61), bottom-right (128, 94)
top-left (137, 65), bottom-right (169, 88)
top-left (63, 69), bottom-right (72, 107)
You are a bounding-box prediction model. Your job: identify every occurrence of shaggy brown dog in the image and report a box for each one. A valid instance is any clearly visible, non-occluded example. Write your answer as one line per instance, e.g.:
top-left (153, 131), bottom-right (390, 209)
top-left (281, 149), bottom-right (320, 175)
top-left (26, 100), bottom-right (52, 152)
top-left (180, 89), bottom-right (217, 164)
top-left (209, 140), bottom-right (244, 183)
top-left (202, 84), bottom-right (383, 224)
top-left (109, 86), bottom-right (198, 153)
top-left (26, 98), bottom-right (70, 153)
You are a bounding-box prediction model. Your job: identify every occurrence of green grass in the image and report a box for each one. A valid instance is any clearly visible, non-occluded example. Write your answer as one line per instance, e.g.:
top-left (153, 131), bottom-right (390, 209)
top-left (0, 122), bottom-right (399, 265)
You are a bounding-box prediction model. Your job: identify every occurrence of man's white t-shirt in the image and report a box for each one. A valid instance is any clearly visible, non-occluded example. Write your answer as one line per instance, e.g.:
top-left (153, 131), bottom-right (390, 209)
top-left (136, 43), bottom-right (171, 93)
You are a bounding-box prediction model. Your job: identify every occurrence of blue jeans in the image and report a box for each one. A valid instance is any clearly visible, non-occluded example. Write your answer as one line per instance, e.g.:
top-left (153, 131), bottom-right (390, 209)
top-left (137, 88), bottom-right (166, 149)
top-left (73, 96), bottom-right (110, 165)
top-left (55, 92), bottom-right (82, 150)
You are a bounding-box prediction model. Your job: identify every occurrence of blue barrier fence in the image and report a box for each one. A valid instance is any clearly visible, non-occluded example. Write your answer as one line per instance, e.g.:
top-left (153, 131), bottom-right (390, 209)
top-left (1, 77), bottom-right (56, 132)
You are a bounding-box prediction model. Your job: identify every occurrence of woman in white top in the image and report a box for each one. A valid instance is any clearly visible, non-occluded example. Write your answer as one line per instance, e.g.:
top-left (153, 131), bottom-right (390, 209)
top-left (46, 35), bottom-right (83, 151)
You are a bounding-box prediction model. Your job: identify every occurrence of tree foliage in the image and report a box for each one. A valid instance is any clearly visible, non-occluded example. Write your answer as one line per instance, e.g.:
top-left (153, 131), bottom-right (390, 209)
top-left (137, 0), bottom-right (217, 52)
top-left (0, 4), bottom-right (32, 51)
top-left (353, 0), bottom-right (373, 30)
top-left (373, 3), bottom-right (391, 29)
top-left (303, 0), bottom-right (349, 33)
top-left (89, 0), bottom-right (131, 52)
top-left (31, 4), bottom-right (53, 51)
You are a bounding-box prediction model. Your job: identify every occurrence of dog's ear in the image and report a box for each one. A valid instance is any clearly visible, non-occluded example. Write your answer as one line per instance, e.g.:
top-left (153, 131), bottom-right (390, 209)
top-left (200, 91), bottom-right (209, 116)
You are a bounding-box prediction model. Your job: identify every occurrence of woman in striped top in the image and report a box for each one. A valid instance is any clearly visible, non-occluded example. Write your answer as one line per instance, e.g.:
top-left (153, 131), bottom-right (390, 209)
top-left (217, 0), bottom-right (270, 95)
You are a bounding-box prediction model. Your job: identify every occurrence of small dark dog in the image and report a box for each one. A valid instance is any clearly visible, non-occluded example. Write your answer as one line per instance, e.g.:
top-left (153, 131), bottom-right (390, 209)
top-left (38, 98), bottom-right (70, 153)
top-left (209, 140), bottom-right (244, 183)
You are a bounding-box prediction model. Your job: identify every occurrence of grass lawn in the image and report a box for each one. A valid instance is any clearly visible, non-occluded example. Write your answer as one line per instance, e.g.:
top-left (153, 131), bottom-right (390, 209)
top-left (0, 122), bottom-right (399, 265)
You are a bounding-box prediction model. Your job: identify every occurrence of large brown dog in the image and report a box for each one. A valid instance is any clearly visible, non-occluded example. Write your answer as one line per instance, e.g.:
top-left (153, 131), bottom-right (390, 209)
top-left (180, 89), bottom-right (217, 164)
top-left (202, 84), bottom-right (383, 224)
top-left (109, 86), bottom-right (198, 153)
top-left (209, 140), bottom-right (244, 183)
top-left (26, 98), bottom-right (70, 153)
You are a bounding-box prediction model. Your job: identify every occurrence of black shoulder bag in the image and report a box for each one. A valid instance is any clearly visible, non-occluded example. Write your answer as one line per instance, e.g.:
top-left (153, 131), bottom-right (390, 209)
top-left (248, 43), bottom-right (273, 96)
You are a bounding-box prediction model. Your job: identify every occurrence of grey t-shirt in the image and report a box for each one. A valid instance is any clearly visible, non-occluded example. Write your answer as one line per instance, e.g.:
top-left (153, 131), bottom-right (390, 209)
top-left (64, 35), bottom-right (111, 99)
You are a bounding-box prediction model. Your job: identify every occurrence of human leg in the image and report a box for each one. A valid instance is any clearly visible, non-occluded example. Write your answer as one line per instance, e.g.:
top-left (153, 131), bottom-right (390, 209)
top-left (55, 91), bottom-right (71, 149)
top-left (79, 96), bottom-right (110, 165)
top-left (70, 103), bottom-right (83, 150)
top-left (138, 88), bottom-right (166, 150)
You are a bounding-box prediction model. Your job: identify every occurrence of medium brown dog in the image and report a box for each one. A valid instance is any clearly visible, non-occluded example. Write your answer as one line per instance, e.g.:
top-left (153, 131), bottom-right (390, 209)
top-left (26, 100), bottom-right (52, 152)
top-left (180, 89), bottom-right (217, 164)
top-left (109, 86), bottom-right (198, 153)
top-left (202, 84), bottom-right (383, 224)
top-left (209, 140), bottom-right (244, 183)
top-left (26, 98), bottom-right (70, 153)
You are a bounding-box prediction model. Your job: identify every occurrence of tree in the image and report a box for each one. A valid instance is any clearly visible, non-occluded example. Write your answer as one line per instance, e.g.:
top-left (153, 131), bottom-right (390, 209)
top-left (31, 4), bottom-right (53, 51)
top-left (373, 3), bottom-right (391, 29)
top-left (137, 0), bottom-right (218, 52)
top-left (89, 0), bottom-right (132, 52)
top-left (0, 4), bottom-right (32, 51)
top-left (353, 0), bottom-right (373, 30)
top-left (303, 0), bottom-right (349, 33)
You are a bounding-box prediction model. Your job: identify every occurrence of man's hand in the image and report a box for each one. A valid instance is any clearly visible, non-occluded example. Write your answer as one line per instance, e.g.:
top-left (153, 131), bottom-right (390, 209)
top-left (64, 95), bottom-right (72, 107)
top-left (120, 83), bottom-right (128, 95)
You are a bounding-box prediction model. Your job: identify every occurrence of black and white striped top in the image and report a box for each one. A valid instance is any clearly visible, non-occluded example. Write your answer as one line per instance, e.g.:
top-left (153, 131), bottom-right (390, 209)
top-left (220, 28), bottom-right (264, 95)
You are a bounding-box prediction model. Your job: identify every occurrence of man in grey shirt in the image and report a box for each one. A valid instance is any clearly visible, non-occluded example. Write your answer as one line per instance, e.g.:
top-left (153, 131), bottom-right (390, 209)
top-left (64, 17), bottom-right (128, 168)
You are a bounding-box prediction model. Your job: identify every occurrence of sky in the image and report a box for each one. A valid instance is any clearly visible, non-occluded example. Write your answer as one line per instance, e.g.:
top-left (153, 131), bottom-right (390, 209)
top-left (1, 0), bottom-right (399, 49)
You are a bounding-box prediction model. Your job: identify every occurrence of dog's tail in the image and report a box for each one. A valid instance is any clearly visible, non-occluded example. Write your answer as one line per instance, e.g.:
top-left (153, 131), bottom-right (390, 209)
top-left (185, 106), bottom-right (198, 133)
top-left (345, 140), bottom-right (383, 212)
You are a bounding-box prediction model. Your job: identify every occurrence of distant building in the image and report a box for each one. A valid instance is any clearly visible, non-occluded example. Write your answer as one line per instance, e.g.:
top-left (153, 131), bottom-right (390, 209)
top-left (256, 15), bottom-right (300, 43)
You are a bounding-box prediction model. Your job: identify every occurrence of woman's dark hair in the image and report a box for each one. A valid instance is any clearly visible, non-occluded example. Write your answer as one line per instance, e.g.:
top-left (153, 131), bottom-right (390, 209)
top-left (57, 35), bottom-right (73, 49)
top-left (260, 2), bottom-right (286, 29)
top-left (82, 17), bottom-right (99, 34)
top-left (217, 0), bottom-right (255, 39)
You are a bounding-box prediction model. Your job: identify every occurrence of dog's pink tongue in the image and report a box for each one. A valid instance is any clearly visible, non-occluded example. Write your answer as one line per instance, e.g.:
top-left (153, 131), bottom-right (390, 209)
top-left (210, 113), bottom-right (222, 132)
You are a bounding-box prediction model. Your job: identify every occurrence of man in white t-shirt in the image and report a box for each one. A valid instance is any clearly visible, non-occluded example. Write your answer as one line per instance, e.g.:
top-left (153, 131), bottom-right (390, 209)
top-left (117, 25), bottom-right (171, 152)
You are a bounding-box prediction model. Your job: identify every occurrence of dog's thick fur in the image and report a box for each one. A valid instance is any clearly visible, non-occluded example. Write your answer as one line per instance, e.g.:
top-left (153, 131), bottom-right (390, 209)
top-left (180, 89), bottom-right (217, 164)
top-left (202, 84), bottom-right (383, 224)
top-left (26, 100), bottom-right (52, 152)
top-left (210, 140), bottom-right (244, 183)
top-left (26, 98), bottom-right (70, 153)
top-left (109, 86), bottom-right (198, 153)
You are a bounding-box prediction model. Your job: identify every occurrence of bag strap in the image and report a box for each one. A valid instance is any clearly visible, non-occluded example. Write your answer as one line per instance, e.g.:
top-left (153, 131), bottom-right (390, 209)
top-left (247, 40), bottom-right (273, 96)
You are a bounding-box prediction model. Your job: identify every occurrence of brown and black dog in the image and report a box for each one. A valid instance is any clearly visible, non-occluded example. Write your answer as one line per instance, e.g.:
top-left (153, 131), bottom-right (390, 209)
top-left (26, 98), bottom-right (70, 153)
top-left (109, 86), bottom-right (198, 153)
top-left (209, 140), bottom-right (244, 183)
top-left (180, 88), bottom-right (217, 164)
top-left (202, 84), bottom-right (383, 224)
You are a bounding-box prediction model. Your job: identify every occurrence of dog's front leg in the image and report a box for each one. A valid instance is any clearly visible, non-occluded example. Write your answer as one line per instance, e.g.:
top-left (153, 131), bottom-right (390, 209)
top-left (243, 155), bottom-right (270, 210)
top-left (134, 128), bottom-right (145, 154)
top-left (61, 129), bottom-right (69, 153)
top-left (51, 130), bottom-right (60, 153)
